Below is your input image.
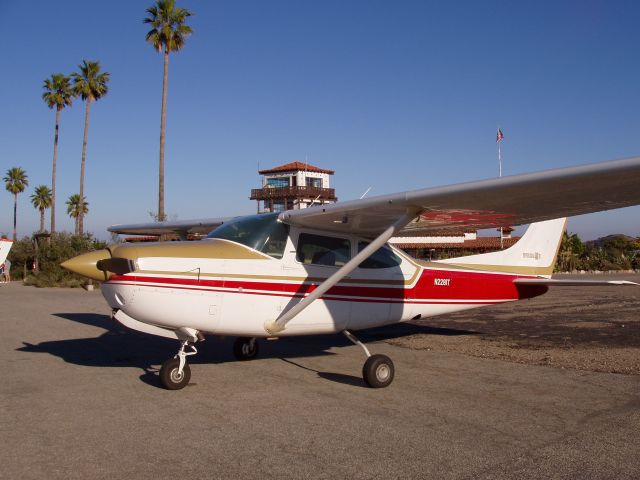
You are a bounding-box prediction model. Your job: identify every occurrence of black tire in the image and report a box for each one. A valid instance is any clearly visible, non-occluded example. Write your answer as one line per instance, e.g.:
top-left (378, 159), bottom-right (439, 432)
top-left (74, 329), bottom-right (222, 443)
top-left (159, 358), bottom-right (191, 390)
top-left (362, 354), bottom-right (395, 388)
top-left (233, 337), bottom-right (259, 361)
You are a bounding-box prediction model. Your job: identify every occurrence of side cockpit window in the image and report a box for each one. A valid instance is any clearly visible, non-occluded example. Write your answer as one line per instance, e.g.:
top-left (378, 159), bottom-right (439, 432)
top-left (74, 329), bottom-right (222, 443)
top-left (357, 241), bottom-right (402, 269)
top-left (297, 233), bottom-right (351, 267)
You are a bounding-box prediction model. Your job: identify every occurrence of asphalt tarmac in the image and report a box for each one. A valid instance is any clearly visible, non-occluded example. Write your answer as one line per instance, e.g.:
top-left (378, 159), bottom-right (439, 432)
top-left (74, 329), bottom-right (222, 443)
top-left (2, 282), bottom-right (639, 479)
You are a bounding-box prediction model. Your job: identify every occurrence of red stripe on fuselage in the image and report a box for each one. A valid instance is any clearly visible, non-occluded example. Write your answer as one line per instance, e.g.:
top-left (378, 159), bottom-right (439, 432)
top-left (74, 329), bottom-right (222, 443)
top-left (108, 268), bottom-right (547, 302)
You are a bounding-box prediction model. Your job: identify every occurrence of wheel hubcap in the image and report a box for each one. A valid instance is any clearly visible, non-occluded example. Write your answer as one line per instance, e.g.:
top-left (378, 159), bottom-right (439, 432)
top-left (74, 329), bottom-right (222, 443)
top-left (170, 368), bottom-right (184, 383)
top-left (376, 364), bottom-right (390, 381)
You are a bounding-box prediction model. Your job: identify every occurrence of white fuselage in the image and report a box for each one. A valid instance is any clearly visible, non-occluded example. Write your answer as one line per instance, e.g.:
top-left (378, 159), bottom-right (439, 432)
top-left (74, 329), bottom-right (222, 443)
top-left (101, 227), bottom-right (518, 337)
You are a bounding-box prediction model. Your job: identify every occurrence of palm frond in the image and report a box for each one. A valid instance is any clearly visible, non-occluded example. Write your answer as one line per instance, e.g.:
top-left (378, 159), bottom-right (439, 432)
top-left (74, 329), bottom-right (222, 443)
top-left (30, 185), bottom-right (52, 210)
top-left (4, 167), bottom-right (29, 195)
top-left (42, 73), bottom-right (74, 110)
top-left (143, 0), bottom-right (192, 53)
top-left (72, 60), bottom-right (110, 102)
top-left (66, 194), bottom-right (89, 217)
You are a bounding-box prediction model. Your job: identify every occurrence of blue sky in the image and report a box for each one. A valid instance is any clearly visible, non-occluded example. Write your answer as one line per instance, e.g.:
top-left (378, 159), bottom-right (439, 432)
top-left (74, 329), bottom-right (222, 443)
top-left (1, 0), bottom-right (639, 240)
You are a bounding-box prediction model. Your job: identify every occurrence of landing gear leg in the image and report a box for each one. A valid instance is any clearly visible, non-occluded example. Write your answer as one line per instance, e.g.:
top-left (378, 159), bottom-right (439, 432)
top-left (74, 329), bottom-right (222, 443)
top-left (159, 340), bottom-right (198, 390)
top-left (233, 337), bottom-right (259, 361)
top-left (343, 330), bottom-right (395, 388)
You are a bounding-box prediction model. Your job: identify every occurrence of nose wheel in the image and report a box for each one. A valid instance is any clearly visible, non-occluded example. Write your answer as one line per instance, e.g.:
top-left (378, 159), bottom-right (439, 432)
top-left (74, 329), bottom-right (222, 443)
top-left (160, 341), bottom-right (198, 390)
top-left (159, 358), bottom-right (191, 390)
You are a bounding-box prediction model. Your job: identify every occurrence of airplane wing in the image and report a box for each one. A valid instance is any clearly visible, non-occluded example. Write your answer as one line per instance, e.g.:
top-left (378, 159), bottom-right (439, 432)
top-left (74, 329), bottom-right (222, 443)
top-left (108, 217), bottom-right (231, 237)
top-left (279, 156), bottom-right (640, 238)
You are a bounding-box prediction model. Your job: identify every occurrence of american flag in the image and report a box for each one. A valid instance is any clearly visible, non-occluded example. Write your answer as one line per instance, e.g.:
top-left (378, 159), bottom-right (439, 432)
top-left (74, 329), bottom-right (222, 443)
top-left (496, 128), bottom-right (504, 142)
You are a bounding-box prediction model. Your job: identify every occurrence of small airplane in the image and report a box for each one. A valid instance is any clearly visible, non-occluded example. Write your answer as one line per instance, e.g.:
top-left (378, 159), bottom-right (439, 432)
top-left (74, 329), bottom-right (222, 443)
top-left (62, 156), bottom-right (640, 390)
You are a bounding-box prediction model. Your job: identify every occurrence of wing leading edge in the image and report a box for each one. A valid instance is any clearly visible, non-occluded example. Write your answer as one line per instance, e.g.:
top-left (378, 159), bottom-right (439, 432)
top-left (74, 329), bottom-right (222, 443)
top-left (108, 217), bottom-right (231, 237)
top-left (279, 156), bottom-right (640, 238)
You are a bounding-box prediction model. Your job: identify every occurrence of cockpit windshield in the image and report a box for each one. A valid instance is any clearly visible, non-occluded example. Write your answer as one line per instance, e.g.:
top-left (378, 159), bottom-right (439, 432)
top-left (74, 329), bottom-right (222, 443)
top-left (206, 213), bottom-right (289, 259)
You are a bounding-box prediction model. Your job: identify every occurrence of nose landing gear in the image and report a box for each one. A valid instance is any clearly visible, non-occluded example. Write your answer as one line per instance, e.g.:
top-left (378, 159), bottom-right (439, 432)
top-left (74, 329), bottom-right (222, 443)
top-left (159, 340), bottom-right (198, 390)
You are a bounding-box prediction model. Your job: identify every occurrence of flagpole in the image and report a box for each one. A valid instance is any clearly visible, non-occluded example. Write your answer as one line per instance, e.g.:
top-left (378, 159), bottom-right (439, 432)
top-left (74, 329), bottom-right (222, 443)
top-left (497, 127), bottom-right (504, 249)
top-left (498, 131), bottom-right (502, 178)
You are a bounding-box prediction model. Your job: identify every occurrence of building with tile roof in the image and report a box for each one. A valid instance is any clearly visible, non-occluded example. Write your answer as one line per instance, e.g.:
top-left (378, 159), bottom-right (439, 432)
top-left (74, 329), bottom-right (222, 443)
top-left (251, 161), bottom-right (337, 213)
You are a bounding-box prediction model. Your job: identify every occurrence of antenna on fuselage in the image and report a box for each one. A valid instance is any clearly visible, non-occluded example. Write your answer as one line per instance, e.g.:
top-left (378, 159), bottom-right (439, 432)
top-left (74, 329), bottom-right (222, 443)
top-left (360, 187), bottom-right (372, 199)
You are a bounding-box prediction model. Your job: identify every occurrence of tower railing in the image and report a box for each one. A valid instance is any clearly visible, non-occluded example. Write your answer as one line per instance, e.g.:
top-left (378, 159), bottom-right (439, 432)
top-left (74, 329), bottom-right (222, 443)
top-left (250, 186), bottom-right (336, 201)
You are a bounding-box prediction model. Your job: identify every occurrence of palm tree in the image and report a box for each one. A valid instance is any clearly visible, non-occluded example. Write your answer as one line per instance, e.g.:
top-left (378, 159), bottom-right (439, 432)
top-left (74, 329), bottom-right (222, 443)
top-left (558, 231), bottom-right (585, 272)
top-left (42, 73), bottom-right (74, 234)
top-left (30, 185), bottom-right (53, 232)
top-left (144, 0), bottom-right (193, 222)
top-left (71, 60), bottom-right (109, 235)
top-left (66, 194), bottom-right (88, 235)
top-left (4, 167), bottom-right (29, 240)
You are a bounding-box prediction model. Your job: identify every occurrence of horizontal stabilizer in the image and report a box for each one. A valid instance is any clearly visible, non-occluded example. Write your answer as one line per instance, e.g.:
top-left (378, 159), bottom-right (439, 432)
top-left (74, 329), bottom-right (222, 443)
top-left (514, 278), bottom-right (639, 286)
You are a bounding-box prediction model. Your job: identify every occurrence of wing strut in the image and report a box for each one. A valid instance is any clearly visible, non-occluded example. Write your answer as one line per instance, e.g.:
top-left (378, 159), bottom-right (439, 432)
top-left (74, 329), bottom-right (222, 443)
top-left (264, 212), bottom-right (415, 335)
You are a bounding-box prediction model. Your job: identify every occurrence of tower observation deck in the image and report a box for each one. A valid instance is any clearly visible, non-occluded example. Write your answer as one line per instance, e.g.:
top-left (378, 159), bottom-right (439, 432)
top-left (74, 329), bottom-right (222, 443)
top-left (250, 161), bottom-right (337, 213)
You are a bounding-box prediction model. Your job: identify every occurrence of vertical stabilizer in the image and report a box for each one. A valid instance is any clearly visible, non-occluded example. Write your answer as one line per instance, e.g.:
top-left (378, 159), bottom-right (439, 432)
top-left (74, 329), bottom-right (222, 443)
top-left (436, 218), bottom-right (566, 278)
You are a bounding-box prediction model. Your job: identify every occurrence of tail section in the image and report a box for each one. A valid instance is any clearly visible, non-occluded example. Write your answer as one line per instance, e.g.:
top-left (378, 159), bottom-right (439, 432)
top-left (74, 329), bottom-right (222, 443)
top-left (436, 218), bottom-right (566, 278)
top-left (0, 239), bottom-right (13, 265)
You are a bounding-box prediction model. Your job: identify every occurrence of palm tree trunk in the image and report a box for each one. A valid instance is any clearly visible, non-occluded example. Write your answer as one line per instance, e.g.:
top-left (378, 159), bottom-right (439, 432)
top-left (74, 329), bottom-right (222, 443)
top-left (79, 99), bottom-right (91, 235)
top-left (51, 107), bottom-right (60, 233)
top-left (13, 193), bottom-right (17, 241)
top-left (158, 49), bottom-right (169, 222)
top-left (40, 208), bottom-right (45, 232)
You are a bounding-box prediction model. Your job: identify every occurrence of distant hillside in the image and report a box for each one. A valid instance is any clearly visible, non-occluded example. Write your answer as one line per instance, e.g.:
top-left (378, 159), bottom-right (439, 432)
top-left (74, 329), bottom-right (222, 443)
top-left (586, 234), bottom-right (637, 249)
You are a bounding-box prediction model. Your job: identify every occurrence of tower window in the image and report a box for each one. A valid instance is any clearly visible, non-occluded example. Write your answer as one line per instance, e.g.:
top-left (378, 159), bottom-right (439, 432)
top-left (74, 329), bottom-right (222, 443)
top-left (305, 177), bottom-right (322, 188)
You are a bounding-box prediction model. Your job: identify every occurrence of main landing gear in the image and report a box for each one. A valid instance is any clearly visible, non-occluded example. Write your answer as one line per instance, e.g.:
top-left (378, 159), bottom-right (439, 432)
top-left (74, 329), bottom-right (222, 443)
top-left (233, 337), bottom-right (259, 361)
top-left (159, 332), bottom-right (392, 390)
top-left (343, 330), bottom-right (395, 388)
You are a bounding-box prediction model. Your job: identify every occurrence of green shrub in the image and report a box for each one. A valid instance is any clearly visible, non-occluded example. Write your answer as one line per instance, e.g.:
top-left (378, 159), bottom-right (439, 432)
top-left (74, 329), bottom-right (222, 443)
top-left (9, 232), bottom-right (107, 287)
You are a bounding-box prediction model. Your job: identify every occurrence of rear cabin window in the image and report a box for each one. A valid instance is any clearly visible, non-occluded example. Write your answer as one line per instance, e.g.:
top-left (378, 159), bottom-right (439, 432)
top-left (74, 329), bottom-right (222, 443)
top-left (357, 242), bottom-right (402, 269)
top-left (297, 234), bottom-right (351, 267)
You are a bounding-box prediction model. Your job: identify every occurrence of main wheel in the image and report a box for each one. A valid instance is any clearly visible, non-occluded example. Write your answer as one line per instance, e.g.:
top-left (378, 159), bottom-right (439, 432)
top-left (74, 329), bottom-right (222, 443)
top-left (159, 358), bottom-right (191, 390)
top-left (233, 337), bottom-right (259, 361)
top-left (363, 354), bottom-right (395, 388)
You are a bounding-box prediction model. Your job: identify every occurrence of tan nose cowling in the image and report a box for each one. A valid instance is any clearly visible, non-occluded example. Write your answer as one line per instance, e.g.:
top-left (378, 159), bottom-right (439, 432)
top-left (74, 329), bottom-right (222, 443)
top-left (61, 249), bottom-right (112, 282)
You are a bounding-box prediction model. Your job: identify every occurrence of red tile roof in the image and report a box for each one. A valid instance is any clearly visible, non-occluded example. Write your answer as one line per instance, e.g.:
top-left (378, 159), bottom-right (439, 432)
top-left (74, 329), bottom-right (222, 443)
top-left (395, 237), bottom-right (521, 250)
top-left (259, 161), bottom-right (335, 175)
top-left (396, 229), bottom-right (475, 237)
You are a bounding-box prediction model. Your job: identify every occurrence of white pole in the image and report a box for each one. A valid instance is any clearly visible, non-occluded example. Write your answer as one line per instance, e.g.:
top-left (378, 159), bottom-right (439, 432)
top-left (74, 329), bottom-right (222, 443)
top-left (498, 139), bottom-right (502, 178)
top-left (498, 129), bottom-right (503, 248)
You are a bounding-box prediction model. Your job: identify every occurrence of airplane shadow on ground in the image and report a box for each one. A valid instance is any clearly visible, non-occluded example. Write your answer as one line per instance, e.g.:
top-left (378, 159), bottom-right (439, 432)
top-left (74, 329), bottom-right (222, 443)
top-left (17, 312), bottom-right (479, 389)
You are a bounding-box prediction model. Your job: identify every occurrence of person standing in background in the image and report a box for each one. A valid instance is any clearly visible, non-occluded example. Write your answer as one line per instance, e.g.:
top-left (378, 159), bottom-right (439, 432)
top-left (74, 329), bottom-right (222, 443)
top-left (3, 259), bottom-right (10, 283)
